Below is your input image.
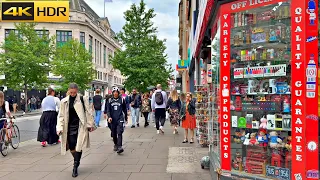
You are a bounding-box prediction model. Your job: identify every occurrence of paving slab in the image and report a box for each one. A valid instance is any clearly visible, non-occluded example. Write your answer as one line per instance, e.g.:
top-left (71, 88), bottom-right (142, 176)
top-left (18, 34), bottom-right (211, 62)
top-left (84, 172), bottom-right (130, 180)
top-left (0, 172), bottom-right (50, 180)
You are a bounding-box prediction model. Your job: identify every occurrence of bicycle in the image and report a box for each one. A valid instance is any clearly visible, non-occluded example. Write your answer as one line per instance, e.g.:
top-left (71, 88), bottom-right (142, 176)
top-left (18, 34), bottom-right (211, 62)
top-left (0, 116), bottom-right (20, 157)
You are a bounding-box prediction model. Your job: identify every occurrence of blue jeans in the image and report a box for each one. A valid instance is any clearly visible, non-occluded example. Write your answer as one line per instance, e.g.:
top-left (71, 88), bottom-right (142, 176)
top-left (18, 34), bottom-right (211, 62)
top-left (131, 107), bottom-right (140, 126)
top-left (95, 110), bottom-right (102, 126)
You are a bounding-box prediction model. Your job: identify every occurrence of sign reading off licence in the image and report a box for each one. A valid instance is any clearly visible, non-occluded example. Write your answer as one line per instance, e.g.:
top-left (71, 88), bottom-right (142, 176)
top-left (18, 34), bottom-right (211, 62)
top-left (1, 1), bottom-right (69, 22)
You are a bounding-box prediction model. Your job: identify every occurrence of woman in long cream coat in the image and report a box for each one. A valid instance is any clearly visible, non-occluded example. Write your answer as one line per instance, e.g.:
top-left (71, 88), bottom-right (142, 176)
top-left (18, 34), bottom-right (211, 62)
top-left (56, 83), bottom-right (95, 177)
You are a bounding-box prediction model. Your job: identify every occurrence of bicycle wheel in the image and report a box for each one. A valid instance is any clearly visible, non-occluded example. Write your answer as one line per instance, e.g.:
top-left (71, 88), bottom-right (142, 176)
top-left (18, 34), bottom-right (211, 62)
top-left (10, 125), bottom-right (20, 149)
top-left (0, 128), bottom-right (8, 156)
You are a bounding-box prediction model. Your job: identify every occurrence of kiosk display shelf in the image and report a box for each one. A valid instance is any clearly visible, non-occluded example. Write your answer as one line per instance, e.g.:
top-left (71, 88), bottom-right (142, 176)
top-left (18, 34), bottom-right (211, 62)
top-left (209, 0), bottom-right (319, 179)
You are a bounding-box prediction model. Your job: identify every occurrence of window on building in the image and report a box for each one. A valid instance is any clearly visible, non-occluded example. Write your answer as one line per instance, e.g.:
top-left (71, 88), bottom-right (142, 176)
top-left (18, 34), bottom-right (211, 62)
top-left (36, 30), bottom-right (49, 38)
top-left (80, 32), bottom-right (85, 47)
top-left (82, 6), bottom-right (86, 11)
top-left (103, 45), bottom-right (107, 68)
top-left (89, 35), bottom-right (93, 54)
top-left (100, 43), bottom-right (102, 65)
top-left (95, 39), bottom-right (97, 63)
top-left (100, 72), bottom-right (102, 80)
top-left (5, 29), bottom-right (20, 39)
top-left (56, 31), bottom-right (72, 46)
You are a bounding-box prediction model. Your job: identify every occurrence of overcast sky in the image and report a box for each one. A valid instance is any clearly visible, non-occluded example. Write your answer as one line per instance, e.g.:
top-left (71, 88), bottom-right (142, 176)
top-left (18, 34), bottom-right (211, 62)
top-left (84, 0), bottom-right (179, 69)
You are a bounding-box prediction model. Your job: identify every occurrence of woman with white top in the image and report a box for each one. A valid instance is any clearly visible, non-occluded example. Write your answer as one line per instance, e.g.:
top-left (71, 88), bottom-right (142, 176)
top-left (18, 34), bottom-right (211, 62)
top-left (37, 87), bottom-right (60, 147)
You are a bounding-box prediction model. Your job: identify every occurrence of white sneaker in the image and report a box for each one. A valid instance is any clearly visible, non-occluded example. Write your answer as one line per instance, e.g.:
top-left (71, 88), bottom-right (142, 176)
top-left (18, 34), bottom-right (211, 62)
top-left (154, 125), bottom-right (156, 128)
top-left (173, 131), bottom-right (176, 134)
top-left (160, 126), bottom-right (164, 133)
top-left (157, 130), bottom-right (160, 134)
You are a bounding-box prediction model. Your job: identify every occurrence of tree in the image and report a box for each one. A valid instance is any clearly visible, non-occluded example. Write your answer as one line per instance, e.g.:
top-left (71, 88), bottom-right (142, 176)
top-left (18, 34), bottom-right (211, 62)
top-left (52, 39), bottom-right (95, 91)
top-left (110, 0), bottom-right (173, 92)
top-left (0, 23), bottom-right (55, 111)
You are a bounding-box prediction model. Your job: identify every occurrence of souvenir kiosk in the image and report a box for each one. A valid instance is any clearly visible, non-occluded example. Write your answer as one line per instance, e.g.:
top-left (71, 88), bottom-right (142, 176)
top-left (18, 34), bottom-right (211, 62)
top-left (209, 0), bottom-right (319, 179)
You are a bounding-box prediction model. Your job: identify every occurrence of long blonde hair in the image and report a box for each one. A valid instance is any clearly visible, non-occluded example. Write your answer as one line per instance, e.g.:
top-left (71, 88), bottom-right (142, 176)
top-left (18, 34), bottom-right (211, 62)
top-left (169, 90), bottom-right (178, 101)
top-left (0, 91), bottom-right (4, 107)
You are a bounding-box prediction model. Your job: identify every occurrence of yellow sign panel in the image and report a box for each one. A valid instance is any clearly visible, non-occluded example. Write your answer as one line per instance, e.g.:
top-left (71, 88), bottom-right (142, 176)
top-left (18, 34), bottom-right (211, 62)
top-left (1, 1), bottom-right (69, 22)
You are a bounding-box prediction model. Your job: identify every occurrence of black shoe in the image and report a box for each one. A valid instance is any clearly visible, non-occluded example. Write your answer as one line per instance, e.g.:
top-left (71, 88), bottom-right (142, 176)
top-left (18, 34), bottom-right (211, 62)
top-left (72, 152), bottom-right (82, 177)
top-left (131, 125), bottom-right (135, 128)
top-left (72, 161), bottom-right (79, 177)
top-left (182, 139), bottom-right (188, 143)
top-left (113, 145), bottom-right (118, 151)
top-left (137, 123), bottom-right (140, 127)
top-left (117, 147), bottom-right (124, 154)
top-left (144, 123), bottom-right (149, 127)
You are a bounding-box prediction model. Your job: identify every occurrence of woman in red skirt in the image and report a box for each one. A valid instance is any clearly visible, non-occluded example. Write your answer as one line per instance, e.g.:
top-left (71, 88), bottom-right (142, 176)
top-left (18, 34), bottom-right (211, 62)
top-left (181, 93), bottom-right (196, 143)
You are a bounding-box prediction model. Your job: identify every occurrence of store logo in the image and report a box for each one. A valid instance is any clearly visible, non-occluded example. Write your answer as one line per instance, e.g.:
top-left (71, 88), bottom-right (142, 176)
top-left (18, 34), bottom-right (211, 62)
top-left (1, 1), bottom-right (69, 22)
top-left (307, 141), bottom-right (318, 151)
top-left (294, 173), bottom-right (302, 180)
top-left (306, 114), bottom-right (318, 120)
top-left (306, 36), bottom-right (317, 42)
top-left (306, 170), bottom-right (319, 179)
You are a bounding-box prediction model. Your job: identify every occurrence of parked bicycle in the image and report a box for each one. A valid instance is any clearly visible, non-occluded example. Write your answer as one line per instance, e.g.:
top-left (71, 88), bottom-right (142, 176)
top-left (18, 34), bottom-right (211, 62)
top-left (0, 116), bottom-right (20, 156)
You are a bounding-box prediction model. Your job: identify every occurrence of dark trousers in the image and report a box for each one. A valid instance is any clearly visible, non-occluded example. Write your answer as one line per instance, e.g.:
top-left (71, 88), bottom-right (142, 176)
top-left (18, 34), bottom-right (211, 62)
top-left (142, 112), bottom-right (149, 124)
top-left (155, 108), bottom-right (166, 130)
top-left (111, 122), bottom-right (124, 148)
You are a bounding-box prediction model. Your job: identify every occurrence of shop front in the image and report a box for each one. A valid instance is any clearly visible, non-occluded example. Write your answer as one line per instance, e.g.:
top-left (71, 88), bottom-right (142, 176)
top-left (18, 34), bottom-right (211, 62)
top-left (209, 0), bottom-right (319, 179)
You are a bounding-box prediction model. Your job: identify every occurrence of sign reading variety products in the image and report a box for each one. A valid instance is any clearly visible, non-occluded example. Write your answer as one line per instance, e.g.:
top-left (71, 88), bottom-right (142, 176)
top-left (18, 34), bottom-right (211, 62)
top-left (0, 1), bottom-right (69, 22)
top-left (220, 12), bottom-right (231, 170)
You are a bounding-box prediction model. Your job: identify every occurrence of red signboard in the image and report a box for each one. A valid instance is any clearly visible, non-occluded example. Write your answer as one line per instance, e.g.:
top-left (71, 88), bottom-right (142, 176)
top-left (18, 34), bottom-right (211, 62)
top-left (291, 1), bottom-right (307, 179)
top-left (305, 0), bottom-right (319, 179)
top-left (219, 10), bottom-right (231, 171)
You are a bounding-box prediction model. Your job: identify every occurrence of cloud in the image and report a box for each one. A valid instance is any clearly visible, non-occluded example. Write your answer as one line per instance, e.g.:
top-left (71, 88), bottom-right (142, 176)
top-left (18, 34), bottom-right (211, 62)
top-left (84, 0), bottom-right (179, 69)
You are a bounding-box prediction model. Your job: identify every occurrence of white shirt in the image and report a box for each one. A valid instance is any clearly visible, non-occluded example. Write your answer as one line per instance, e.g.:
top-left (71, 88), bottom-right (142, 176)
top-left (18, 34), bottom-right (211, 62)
top-left (151, 89), bottom-right (168, 109)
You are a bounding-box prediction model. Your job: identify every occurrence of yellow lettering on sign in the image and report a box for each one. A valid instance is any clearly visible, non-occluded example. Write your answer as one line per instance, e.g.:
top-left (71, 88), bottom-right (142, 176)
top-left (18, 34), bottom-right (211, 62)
top-left (3, 7), bottom-right (32, 17)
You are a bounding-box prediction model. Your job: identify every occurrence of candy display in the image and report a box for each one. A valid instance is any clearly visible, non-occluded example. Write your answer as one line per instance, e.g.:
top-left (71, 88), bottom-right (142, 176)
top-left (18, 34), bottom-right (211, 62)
top-left (195, 85), bottom-right (211, 147)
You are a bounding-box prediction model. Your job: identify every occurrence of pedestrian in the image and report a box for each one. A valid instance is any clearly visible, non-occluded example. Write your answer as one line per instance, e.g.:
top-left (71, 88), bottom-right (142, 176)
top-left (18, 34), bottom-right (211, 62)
top-left (13, 95), bottom-right (18, 114)
top-left (103, 94), bottom-right (113, 137)
top-left (151, 84), bottom-right (168, 134)
top-left (167, 89), bottom-right (181, 134)
top-left (31, 96), bottom-right (37, 111)
top-left (106, 86), bottom-right (128, 154)
top-left (37, 87), bottom-right (60, 147)
top-left (129, 88), bottom-right (141, 128)
top-left (20, 95), bottom-right (26, 114)
top-left (36, 96), bottom-right (41, 109)
top-left (180, 92), bottom-right (196, 143)
top-left (178, 93), bottom-right (186, 126)
top-left (56, 83), bottom-right (95, 177)
top-left (0, 91), bottom-right (13, 129)
top-left (141, 92), bottom-right (151, 127)
top-left (92, 89), bottom-right (103, 127)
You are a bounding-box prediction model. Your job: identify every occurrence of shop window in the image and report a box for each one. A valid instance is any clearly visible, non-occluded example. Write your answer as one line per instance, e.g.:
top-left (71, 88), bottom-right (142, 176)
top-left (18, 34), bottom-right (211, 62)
top-left (103, 45), bottom-right (107, 68)
top-left (36, 30), bottom-right (49, 38)
top-left (229, 1), bottom-right (292, 178)
top-left (208, 1), bottom-right (303, 179)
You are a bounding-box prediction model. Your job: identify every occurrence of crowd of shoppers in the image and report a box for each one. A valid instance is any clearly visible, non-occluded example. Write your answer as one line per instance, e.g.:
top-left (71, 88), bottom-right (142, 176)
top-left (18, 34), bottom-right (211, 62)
top-left (32, 81), bottom-right (198, 178)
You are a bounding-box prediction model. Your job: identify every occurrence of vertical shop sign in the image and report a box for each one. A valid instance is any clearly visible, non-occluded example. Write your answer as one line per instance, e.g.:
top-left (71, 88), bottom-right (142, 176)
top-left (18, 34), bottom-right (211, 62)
top-left (305, 0), bottom-right (319, 178)
top-left (291, 1), bottom-right (307, 179)
top-left (220, 12), bottom-right (231, 171)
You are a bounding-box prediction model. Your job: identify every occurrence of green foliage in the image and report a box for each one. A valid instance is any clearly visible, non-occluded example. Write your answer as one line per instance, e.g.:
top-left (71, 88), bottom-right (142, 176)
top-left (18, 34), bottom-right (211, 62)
top-left (0, 23), bottom-right (55, 91)
top-left (52, 39), bottom-right (95, 91)
top-left (110, 0), bottom-right (173, 92)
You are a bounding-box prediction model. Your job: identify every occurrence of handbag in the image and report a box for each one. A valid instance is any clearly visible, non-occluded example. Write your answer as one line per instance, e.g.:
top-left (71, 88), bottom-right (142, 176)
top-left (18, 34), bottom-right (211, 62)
top-left (80, 96), bottom-right (97, 131)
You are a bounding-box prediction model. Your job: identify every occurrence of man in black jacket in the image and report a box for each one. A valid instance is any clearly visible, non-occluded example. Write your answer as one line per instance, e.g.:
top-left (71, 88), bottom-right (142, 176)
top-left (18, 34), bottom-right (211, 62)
top-left (106, 87), bottom-right (128, 154)
top-left (128, 88), bottom-right (142, 128)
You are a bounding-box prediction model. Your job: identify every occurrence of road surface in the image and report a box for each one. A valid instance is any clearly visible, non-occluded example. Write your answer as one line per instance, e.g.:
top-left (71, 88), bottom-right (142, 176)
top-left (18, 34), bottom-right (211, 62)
top-left (14, 115), bottom-right (41, 143)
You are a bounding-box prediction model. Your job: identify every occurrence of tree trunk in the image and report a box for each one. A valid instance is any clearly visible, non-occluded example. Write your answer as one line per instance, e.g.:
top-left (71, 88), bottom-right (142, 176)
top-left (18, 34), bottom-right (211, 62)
top-left (24, 85), bottom-right (28, 113)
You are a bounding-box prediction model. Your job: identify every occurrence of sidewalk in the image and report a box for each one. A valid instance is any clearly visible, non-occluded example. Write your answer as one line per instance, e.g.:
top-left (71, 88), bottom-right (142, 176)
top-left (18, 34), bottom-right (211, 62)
top-left (0, 118), bottom-right (213, 180)
top-left (14, 109), bottom-right (42, 117)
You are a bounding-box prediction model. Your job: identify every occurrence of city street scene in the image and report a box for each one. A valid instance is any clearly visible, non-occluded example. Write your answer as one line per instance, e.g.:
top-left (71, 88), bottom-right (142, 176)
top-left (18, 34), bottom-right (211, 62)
top-left (0, 0), bottom-right (318, 180)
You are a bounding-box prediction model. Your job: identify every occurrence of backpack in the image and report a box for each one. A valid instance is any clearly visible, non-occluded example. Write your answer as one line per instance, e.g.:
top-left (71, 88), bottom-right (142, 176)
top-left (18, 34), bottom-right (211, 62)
top-left (155, 91), bottom-right (163, 105)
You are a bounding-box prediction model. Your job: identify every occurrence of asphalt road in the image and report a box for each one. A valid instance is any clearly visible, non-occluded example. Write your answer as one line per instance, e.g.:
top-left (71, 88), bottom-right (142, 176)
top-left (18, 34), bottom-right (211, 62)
top-left (14, 115), bottom-right (41, 143)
